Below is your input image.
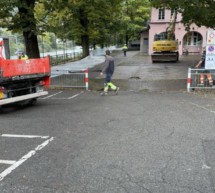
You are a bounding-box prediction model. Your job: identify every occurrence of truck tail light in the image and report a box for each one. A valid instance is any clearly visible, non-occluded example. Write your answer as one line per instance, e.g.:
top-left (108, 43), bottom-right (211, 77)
top-left (0, 86), bottom-right (6, 99)
top-left (39, 81), bottom-right (45, 86)
top-left (0, 86), bottom-right (5, 92)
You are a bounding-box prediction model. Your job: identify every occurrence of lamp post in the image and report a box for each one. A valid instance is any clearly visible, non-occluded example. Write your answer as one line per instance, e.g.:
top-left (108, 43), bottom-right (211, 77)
top-left (55, 34), bottom-right (58, 55)
top-left (8, 35), bottom-right (18, 47)
top-left (39, 27), bottom-right (44, 57)
top-left (41, 35), bottom-right (44, 57)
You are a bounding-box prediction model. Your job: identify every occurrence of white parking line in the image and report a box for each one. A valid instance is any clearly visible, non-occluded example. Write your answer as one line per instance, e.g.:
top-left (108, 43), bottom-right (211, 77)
top-left (0, 137), bottom-right (54, 182)
top-left (189, 102), bottom-right (215, 114)
top-left (1, 134), bottom-right (49, 139)
top-left (0, 160), bottom-right (16, 165)
top-left (43, 91), bottom-right (84, 100)
top-left (68, 92), bottom-right (83, 99)
top-left (41, 91), bottom-right (63, 99)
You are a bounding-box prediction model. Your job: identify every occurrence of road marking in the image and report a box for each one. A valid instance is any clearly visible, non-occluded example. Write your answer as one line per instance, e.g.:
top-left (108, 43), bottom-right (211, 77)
top-left (68, 91), bottom-right (83, 99)
top-left (202, 163), bottom-right (211, 170)
top-left (0, 137), bottom-right (54, 182)
top-left (41, 91), bottom-right (63, 99)
top-left (189, 102), bottom-right (215, 114)
top-left (50, 98), bottom-right (68, 100)
top-left (1, 134), bottom-right (49, 139)
top-left (41, 91), bottom-right (83, 100)
top-left (0, 160), bottom-right (16, 165)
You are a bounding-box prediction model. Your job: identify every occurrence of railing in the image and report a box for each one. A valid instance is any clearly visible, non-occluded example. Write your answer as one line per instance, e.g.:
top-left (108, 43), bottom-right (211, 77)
top-left (51, 68), bottom-right (89, 90)
top-left (49, 52), bottom-right (82, 66)
top-left (187, 68), bottom-right (215, 92)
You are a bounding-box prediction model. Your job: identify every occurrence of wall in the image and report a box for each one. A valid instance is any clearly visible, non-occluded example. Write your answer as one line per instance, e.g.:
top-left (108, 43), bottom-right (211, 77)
top-left (148, 8), bottom-right (209, 55)
top-left (140, 30), bottom-right (149, 53)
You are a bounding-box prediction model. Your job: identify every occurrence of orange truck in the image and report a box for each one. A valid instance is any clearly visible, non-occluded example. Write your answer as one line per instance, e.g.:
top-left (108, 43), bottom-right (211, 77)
top-left (0, 37), bottom-right (50, 106)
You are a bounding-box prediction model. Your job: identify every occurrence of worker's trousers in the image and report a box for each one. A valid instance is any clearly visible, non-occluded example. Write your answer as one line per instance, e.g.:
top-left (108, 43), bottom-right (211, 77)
top-left (104, 73), bottom-right (117, 92)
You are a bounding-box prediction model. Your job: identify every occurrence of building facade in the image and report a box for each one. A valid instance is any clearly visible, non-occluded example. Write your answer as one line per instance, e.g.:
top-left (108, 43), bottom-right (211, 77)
top-left (140, 8), bottom-right (210, 55)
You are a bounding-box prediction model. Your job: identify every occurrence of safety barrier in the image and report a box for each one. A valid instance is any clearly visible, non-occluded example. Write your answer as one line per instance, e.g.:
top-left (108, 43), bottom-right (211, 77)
top-left (187, 68), bottom-right (215, 92)
top-left (51, 68), bottom-right (89, 90)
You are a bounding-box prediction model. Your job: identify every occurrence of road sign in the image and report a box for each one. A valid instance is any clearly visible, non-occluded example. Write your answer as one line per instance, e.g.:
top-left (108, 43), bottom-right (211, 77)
top-left (207, 31), bottom-right (215, 45)
top-left (205, 30), bottom-right (215, 69)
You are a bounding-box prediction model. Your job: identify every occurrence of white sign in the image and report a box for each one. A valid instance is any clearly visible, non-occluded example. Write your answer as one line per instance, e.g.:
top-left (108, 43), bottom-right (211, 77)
top-left (205, 30), bottom-right (215, 69)
top-left (207, 31), bottom-right (215, 45)
top-left (205, 55), bottom-right (215, 69)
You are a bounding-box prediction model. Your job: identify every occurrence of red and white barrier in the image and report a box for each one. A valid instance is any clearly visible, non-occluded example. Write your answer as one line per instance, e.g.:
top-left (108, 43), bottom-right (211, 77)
top-left (187, 68), bottom-right (191, 92)
top-left (85, 68), bottom-right (89, 90)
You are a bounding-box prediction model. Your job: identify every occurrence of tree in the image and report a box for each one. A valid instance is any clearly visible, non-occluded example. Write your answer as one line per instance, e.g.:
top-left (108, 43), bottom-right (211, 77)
top-left (35, 0), bottom-right (151, 57)
top-left (150, 0), bottom-right (215, 29)
top-left (0, 0), bottom-right (40, 58)
top-left (0, 0), bottom-right (151, 59)
top-left (121, 0), bottom-right (150, 45)
top-left (37, 0), bottom-right (129, 57)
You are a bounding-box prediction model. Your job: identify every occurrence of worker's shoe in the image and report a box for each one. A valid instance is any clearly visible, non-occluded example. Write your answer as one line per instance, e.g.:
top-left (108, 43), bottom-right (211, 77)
top-left (100, 92), bottom-right (108, 96)
top-left (115, 87), bottom-right (119, 95)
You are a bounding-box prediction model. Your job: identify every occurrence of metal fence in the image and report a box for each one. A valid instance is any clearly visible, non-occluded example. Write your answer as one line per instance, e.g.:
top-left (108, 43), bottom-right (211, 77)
top-left (51, 69), bottom-right (88, 90)
top-left (49, 53), bottom-right (82, 66)
top-left (187, 68), bottom-right (215, 92)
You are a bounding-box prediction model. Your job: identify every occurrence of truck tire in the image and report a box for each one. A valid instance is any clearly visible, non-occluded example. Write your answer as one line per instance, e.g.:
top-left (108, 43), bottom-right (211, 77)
top-left (176, 52), bottom-right (179, 62)
top-left (28, 98), bottom-right (37, 105)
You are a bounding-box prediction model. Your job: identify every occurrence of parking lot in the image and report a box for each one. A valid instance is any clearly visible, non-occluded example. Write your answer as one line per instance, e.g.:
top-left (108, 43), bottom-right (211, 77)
top-left (0, 88), bottom-right (215, 193)
top-left (0, 134), bottom-right (53, 181)
top-left (1, 52), bottom-right (215, 192)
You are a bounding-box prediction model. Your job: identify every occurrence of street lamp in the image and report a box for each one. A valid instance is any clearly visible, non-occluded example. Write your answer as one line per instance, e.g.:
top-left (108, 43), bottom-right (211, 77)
top-left (41, 35), bottom-right (44, 57)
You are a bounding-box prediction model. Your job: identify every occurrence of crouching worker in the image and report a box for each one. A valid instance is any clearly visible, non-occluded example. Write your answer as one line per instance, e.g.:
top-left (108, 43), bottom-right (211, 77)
top-left (100, 50), bottom-right (119, 96)
top-left (195, 47), bottom-right (213, 86)
top-left (17, 51), bottom-right (28, 60)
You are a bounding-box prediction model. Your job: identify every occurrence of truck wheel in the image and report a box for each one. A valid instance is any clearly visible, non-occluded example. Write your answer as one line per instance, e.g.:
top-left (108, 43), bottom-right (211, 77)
top-left (176, 52), bottom-right (179, 62)
top-left (28, 98), bottom-right (37, 105)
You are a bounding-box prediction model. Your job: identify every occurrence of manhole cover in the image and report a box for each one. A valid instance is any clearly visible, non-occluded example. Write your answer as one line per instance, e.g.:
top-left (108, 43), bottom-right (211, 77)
top-left (129, 76), bottom-right (141, 79)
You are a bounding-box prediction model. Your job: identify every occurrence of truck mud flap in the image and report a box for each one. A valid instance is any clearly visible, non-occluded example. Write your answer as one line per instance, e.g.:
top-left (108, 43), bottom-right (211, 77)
top-left (0, 91), bottom-right (48, 106)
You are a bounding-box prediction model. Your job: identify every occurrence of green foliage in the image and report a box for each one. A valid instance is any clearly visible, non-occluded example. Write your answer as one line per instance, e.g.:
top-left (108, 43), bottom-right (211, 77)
top-left (0, 0), bottom-right (151, 57)
top-left (0, 0), bottom-right (41, 58)
top-left (122, 0), bottom-right (150, 42)
top-left (36, 0), bottom-right (150, 50)
top-left (150, 0), bottom-right (215, 28)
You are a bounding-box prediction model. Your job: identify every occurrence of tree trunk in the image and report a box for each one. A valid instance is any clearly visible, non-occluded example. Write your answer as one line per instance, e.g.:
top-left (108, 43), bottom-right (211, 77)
top-left (80, 8), bottom-right (89, 57)
top-left (126, 32), bottom-right (129, 46)
top-left (18, 0), bottom-right (40, 58)
top-left (23, 31), bottom-right (40, 58)
top-left (81, 35), bottom-right (89, 57)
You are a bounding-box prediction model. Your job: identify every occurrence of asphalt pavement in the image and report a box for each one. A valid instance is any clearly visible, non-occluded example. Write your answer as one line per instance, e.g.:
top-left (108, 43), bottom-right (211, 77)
top-left (1, 49), bottom-right (215, 193)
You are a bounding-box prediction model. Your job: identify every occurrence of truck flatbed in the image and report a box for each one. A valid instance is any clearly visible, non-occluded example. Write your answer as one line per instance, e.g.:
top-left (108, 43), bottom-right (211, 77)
top-left (0, 56), bottom-right (50, 80)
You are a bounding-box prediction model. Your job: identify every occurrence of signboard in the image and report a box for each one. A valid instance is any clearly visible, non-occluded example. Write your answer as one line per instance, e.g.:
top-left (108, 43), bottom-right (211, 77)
top-left (207, 31), bottom-right (215, 45)
top-left (205, 30), bottom-right (215, 69)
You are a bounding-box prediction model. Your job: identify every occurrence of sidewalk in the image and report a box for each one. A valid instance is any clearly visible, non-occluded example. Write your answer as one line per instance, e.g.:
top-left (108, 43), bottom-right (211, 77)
top-left (51, 47), bottom-right (201, 92)
top-left (91, 50), bottom-right (200, 92)
top-left (51, 46), bottom-right (120, 77)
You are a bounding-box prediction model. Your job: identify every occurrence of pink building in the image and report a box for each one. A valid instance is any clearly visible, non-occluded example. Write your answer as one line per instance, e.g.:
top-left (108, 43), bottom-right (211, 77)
top-left (140, 8), bottom-right (210, 55)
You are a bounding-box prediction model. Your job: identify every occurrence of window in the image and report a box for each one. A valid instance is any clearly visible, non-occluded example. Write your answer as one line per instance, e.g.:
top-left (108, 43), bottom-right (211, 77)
top-left (154, 32), bottom-right (167, 41)
top-left (158, 9), bottom-right (165, 20)
top-left (170, 9), bottom-right (177, 19)
top-left (171, 9), bottom-right (174, 17)
top-left (184, 32), bottom-right (202, 46)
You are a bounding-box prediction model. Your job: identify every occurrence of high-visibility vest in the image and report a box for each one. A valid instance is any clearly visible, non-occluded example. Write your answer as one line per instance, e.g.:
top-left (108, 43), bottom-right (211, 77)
top-left (20, 55), bottom-right (28, 60)
top-left (123, 45), bottom-right (128, 50)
